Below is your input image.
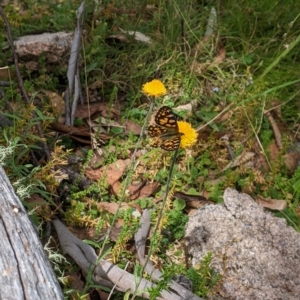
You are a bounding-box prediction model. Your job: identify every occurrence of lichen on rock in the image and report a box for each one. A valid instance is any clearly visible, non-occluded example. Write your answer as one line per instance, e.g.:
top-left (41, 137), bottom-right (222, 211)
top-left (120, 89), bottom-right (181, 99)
top-left (185, 188), bottom-right (300, 299)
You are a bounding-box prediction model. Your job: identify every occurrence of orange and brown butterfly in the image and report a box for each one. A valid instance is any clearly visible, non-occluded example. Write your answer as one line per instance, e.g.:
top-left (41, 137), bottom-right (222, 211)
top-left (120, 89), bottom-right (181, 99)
top-left (148, 106), bottom-right (183, 151)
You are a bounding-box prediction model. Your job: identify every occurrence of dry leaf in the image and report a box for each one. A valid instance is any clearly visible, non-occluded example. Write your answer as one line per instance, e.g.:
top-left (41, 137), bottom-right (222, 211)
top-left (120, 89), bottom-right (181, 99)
top-left (252, 140), bottom-right (270, 172)
top-left (124, 119), bottom-right (142, 135)
top-left (128, 182), bottom-right (159, 200)
top-left (97, 290), bottom-right (110, 300)
top-left (42, 89), bottom-right (65, 115)
top-left (264, 110), bottom-right (282, 148)
top-left (111, 180), bottom-right (159, 199)
top-left (214, 47), bottom-right (226, 64)
top-left (173, 101), bottom-right (198, 113)
top-left (69, 227), bottom-right (98, 240)
top-left (75, 103), bottom-right (120, 120)
top-left (68, 273), bottom-right (84, 293)
top-left (25, 193), bottom-right (47, 207)
top-left (188, 209), bottom-right (201, 217)
top-left (103, 227), bottom-right (123, 242)
top-left (85, 159), bottom-right (131, 184)
top-left (257, 195), bottom-right (287, 211)
top-left (283, 152), bottom-right (300, 173)
top-left (111, 181), bottom-right (121, 195)
top-left (221, 151), bottom-right (255, 172)
top-left (174, 191), bottom-right (214, 209)
top-left (89, 151), bottom-right (104, 167)
top-left (85, 118), bottom-right (107, 134)
top-left (173, 103), bottom-right (193, 113)
top-left (105, 34), bottom-right (130, 45)
top-left (98, 202), bottom-right (130, 214)
top-left (119, 27), bottom-right (152, 44)
top-left (86, 117), bottom-right (123, 132)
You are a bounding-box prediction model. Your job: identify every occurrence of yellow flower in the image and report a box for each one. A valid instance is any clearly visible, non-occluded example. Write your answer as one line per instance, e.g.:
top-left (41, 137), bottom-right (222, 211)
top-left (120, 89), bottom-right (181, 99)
top-left (178, 121), bottom-right (198, 149)
top-left (142, 79), bottom-right (167, 97)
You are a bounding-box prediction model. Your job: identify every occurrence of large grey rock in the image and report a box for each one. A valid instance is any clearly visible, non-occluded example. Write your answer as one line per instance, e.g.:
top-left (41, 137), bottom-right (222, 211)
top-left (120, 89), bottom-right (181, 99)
top-left (185, 188), bottom-right (300, 300)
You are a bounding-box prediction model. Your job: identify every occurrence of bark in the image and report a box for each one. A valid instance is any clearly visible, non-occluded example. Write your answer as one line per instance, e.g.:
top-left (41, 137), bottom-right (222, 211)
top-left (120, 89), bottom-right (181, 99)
top-left (0, 166), bottom-right (63, 300)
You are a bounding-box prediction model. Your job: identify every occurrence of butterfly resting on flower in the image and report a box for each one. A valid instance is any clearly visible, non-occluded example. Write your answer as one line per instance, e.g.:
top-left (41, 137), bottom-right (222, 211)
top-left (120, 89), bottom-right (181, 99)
top-left (148, 106), bottom-right (183, 151)
top-left (148, 106), bottom-right (198, 151)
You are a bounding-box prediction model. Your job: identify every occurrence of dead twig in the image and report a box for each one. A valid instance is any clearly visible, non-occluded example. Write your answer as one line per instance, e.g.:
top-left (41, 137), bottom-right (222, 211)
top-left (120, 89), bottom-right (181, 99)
top-left (221, 134), bottom-right (235, 160)
top-left (264, 110), bottom-right (282, 149)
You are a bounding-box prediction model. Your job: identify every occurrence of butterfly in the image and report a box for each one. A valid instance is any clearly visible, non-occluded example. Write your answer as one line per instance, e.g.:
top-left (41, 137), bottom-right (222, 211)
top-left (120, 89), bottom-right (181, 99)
top-left (148, 106), bottom-right (182, 151)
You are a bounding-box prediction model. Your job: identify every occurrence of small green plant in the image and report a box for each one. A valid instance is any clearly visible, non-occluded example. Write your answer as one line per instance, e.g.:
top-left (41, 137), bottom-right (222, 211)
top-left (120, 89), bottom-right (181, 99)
top-left (0, 137), bottom-right (46, 199)
top-left (187, 252), bottom-right (222, 297)
top-left (112, 208), bottom-right (140, 262)
top-left (147, 272), bottom-right (171, 300)
top-left (161, 209), bottom-right (188, 246)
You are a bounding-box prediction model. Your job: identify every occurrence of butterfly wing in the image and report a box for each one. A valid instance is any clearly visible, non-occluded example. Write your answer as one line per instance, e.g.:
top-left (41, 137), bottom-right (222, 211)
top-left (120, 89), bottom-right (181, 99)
top-left (148, 106), bottom-right (181, 151)
top-left (154, 106), bottom-right (179, 130)
top-left (160, 136), bottom-right (181, 151)
top-left (148, 125), bottom-right (166, 137)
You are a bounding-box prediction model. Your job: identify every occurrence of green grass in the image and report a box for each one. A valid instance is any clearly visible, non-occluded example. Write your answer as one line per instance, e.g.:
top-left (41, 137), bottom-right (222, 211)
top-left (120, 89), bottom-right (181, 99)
top-left (1, 0), bottom-right (300, 298)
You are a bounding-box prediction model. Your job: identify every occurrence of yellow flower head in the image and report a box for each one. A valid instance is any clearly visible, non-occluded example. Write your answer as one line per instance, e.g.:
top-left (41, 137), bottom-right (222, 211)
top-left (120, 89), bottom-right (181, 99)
top-left (178, 121), bottom-right (198, 149)
top-left (142, 79), bottom-right (167, 97)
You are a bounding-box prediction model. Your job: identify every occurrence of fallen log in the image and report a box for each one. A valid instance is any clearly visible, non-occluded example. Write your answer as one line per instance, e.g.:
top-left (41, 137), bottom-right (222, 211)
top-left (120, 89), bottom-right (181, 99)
top-left (0, 166), bottom-right (63, 300)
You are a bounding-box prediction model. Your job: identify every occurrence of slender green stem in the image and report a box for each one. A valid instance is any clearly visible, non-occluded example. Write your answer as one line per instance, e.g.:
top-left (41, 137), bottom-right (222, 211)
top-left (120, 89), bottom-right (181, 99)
top-left (133, 148), bottom-right (179, 299)
top-left (96, 100), bottom-right (155, 263)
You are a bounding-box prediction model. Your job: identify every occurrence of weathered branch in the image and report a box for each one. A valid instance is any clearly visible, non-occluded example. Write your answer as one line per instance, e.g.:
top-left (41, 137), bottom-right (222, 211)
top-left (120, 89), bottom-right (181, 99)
top-left (64, 1), bottom-right (85, 126)
top-left (0, 166), bottom-right (63, 300)
top-left (52, 218), bottom-right (182, 300)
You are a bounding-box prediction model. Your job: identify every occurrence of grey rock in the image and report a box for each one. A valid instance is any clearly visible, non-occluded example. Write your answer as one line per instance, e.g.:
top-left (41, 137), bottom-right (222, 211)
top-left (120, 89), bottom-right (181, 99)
top-left (14, 32), bottom-right (73, 71)
top-left (185, 188), bottom-right (300, 300)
